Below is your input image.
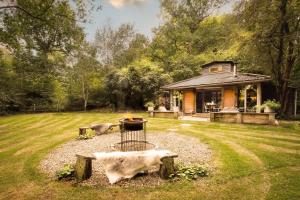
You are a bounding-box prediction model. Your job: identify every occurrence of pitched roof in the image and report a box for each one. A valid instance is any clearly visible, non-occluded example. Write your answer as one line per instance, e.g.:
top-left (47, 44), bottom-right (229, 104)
top-left (162, 72), bottom-right (271, 90)
top-left (201, 61), bottom-right (235, 68)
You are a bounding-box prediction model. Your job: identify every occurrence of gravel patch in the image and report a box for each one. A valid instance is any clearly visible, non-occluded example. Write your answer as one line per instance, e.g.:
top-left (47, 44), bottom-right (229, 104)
top-left (40, 132), bottom-right (212, 187)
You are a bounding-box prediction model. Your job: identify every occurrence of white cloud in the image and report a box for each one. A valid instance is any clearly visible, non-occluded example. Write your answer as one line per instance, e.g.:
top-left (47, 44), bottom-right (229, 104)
top-left (109, 0), bottom-right (147, 8)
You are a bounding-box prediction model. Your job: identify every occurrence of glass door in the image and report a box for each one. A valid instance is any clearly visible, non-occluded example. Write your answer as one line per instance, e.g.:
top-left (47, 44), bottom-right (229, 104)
top-left (196, 92), bottom-right (204, 113)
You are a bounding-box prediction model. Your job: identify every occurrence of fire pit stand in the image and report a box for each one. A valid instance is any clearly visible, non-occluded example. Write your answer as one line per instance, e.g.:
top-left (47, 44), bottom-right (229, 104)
top-left (113, 118), bottom-right (155, 151)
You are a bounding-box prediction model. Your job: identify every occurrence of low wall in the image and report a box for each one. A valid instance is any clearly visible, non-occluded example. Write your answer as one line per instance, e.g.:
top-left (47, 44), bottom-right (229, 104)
top-left (210, 112), bottom-right (276, 125)
top-left (148, 111), bottom-right (179, 119)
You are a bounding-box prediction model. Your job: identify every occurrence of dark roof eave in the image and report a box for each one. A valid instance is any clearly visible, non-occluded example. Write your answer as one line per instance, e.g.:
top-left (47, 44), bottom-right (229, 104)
top-left (162, 79), bottom-right (271, 90)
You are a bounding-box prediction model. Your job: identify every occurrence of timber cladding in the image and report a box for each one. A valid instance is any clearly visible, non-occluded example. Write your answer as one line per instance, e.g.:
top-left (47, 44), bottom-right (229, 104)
top-left (183, 91), bottom-right (195, 114)
top-left (223, 87), bottom-right (236, 108)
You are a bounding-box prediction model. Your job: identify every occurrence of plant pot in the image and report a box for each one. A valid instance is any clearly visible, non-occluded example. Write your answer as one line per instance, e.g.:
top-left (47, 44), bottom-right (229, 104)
top-left (148, 107), bottom-right (154, 111)
top-left (173, 106), bottom-right (179, 112)
top-left (264, 106), bottom-right (274, 113)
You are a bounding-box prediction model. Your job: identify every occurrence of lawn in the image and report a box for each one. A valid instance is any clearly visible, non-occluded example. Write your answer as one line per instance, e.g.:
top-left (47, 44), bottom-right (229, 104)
top-left (0, 112), bottom-right (300, 200)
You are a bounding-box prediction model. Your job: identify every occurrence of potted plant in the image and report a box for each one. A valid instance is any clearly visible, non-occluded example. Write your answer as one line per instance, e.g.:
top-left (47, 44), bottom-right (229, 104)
top-left (261, 99), bottom-right (280, 113)
top-left (144, 101), bottom-right (155, 111)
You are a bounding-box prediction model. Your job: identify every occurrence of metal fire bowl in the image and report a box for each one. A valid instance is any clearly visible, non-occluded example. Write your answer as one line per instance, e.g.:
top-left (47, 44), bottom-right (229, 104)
top-left (119, 118), bottom-right (147, 131)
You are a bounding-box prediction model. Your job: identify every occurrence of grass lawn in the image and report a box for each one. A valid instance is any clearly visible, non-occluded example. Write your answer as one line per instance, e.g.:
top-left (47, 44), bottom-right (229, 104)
top-left (0, 112), bottom-right (300, 200)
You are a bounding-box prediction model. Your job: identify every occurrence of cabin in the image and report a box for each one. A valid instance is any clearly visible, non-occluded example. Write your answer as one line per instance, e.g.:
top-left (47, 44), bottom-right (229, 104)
top-left (159, 61), bottom-right (298, 124)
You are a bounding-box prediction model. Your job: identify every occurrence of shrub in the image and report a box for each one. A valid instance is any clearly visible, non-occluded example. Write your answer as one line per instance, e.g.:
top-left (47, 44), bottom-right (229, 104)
top-left (261, 99), bottom-right (281, 111)
top-left (144, 101), bottom-right (154, 108)
top-left (56, 164), bottom-right (75, 180)
top-left (77, 129), bottom-right (95, 140)
top-left (169, 164), bottom-right (208, 181)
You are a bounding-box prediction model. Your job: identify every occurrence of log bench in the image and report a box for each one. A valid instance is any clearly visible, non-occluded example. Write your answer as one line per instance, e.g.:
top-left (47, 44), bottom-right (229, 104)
top-left (90, 123), bottom-right (119, 135)
top-left (75, 152), bottom-right (178, 182)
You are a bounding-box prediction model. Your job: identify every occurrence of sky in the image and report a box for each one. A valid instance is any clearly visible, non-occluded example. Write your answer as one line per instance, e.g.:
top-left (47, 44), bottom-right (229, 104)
top-left (83, 0), bottom-right (234, 42)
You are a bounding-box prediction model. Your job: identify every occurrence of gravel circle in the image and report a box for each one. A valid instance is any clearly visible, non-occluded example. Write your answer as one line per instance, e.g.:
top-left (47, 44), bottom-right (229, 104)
top-left (40, 131), bottom-right (212, 187)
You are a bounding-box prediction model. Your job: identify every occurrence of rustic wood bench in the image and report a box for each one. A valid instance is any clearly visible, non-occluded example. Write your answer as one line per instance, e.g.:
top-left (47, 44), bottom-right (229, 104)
top-left (90, 123), bottom-right (119, 135)
top-left (75, 153), bottom-right (178, 182)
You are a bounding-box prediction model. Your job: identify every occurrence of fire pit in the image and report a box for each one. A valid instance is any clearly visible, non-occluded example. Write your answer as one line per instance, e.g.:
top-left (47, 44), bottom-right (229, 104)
top-left (114, 118), bottom-right (155, 151)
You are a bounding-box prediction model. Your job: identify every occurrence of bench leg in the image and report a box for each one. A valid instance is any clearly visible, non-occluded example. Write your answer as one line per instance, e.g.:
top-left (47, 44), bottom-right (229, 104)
top-left (75, 156), bottom-right (93, 182)
top-left (79, 128), bottom-right (87, 136)
top-left (159, 157), bottom-right (175, 179)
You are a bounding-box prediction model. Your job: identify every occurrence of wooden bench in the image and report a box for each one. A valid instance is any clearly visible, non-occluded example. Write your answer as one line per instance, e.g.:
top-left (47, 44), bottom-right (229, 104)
top-left (75, 153), bottom-right (178, 182)
top-left (90, 123), bottom-right (119, 135)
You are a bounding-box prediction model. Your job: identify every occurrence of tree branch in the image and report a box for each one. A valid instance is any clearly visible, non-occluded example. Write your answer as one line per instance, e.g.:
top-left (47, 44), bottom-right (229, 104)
top-left (0, 5), bottom-right (46, 21)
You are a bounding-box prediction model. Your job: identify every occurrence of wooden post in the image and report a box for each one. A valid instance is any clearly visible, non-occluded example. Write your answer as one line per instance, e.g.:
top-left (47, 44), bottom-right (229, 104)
top-left (178, 92), bottom-right (181, 112)
top-left (170, 91), bottom-right (173, 110)
top-left (159, 157), bottom-right (176, 179)
top-left (256, 83), bottom-right (262, 113)
top-left (235, 86), bottom-right (239, 108)
top-left (221, 87), bottom-right (224, 110)
top-left (244, 86), bottom-right (247, 113)
top-left (75, 154), bottom-right (95, 182)
top-left (79, 127), bottom-right (89, 136)
top-left (182, 91), bottom-right (185, 114)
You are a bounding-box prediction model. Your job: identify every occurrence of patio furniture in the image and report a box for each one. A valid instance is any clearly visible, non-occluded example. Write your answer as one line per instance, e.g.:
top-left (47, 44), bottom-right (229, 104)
top-left (75, 150), bottom-right (178, 183)
top-left (90, 123), bottom-right (118, 135)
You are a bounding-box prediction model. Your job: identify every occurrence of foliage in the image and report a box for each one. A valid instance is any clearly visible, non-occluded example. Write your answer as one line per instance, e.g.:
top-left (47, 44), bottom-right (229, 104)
top-left (235, 0), bottom-right (300, 116)
top-left (144, 101), bottom-right (155, 108)
top-left (262, 100), bottom-right (281, 111)
top-left (150, 8), bottom-right (238, 81)
top-left (170, 164), bottom-right (209, 181)
top-left (77, 129), bottom-right (95, 140)
top-left (104, 58), bottom-right (171, 110)
top-left (56, 164), bottom-right (75, 180)
top-left (0, 0), bottom-right (299, 115)
top-left (68, 43), bottom-right (101, 111)
top-left (94, 23), bottom-right (148, 67)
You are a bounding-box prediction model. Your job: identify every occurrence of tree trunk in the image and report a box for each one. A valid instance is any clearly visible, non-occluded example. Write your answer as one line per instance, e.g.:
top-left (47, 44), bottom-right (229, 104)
top-left (273, 0), bottom-right (295, 117)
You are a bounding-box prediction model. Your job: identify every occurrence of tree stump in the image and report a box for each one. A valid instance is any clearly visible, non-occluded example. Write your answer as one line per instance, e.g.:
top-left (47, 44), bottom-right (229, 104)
top-left (159, 155), bottom-right (178, 179)
top-left (79, 127), bottom-right (89, 136)
top-left (75, 154), bottom-right (96, 182)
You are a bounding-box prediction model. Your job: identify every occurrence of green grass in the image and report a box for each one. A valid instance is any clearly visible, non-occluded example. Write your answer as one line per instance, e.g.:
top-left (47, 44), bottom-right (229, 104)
top-left (0, 112), bottom-right (300, 200)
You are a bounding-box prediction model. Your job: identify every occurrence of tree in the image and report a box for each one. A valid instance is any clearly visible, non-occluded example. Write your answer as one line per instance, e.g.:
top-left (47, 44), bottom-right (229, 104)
top-left (94, 23), bottom-right (148, 68)
top-left (236, 0), bottom-right (300, 116)
top-left (150, 0), bottom-right (233, 81)
top-left (120, 58), bottom-right (171, 108)
top-left (69, 44), bottom-right (101, 111)
top-left (51, 79), bottom-right (68, 112)
top-left (0, 0), bottom-right (87, 113)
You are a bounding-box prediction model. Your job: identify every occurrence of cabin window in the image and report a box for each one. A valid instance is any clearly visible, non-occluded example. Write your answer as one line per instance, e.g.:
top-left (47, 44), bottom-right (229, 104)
top-left (209, 66), bottom-right (223, 73)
